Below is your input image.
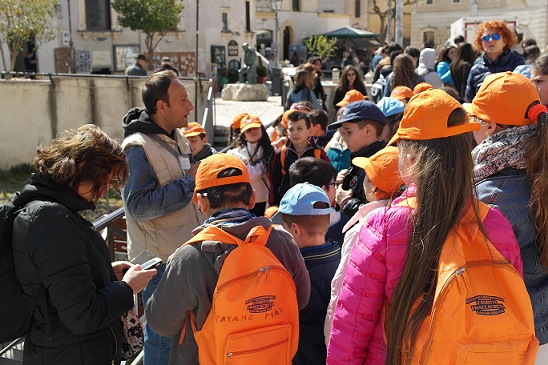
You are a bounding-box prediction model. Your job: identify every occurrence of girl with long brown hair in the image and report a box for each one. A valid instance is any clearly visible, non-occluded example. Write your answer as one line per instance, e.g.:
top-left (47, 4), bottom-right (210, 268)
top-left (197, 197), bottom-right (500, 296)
top-left (332, 65), bottom-right (367, 112)
top-left (285, 69), bottom-right (321, 110)
top-left (327, 90), bottom-right (524, 364)
top-left (469, 71), bottom-right (548, 364)
top-left (383, 54), bottom-right (422, 97)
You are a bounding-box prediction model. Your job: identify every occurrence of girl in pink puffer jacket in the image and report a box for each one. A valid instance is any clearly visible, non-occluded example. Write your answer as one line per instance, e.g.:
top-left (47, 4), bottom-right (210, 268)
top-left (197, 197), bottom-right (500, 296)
top-left (327, 90), bottom-right (524, 365)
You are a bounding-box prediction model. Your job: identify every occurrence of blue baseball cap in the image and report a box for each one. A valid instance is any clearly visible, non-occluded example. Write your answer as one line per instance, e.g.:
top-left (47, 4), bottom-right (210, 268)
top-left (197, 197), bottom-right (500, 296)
top-left (278, 183), bottom-right (331, 216)
top-left (377, 97), bottom-right (405, 117)
top-left (328, 100), bottom-right (386, 130)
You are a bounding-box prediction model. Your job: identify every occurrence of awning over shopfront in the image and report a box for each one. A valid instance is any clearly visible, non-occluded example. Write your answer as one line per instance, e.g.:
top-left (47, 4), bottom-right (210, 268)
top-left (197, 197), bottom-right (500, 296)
top-left (320, 26), bottom-right (380, 50)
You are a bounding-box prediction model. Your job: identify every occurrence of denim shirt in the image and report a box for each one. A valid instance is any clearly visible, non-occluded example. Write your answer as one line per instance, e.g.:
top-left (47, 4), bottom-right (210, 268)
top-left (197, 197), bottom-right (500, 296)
top-left (123, 146), bottom-right (195, 221)
top-left (476, 167), bottom-right (548, 344)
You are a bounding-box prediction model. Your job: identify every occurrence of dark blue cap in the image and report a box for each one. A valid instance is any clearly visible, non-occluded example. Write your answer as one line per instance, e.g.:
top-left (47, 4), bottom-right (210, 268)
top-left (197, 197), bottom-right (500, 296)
top-left (328, 100), bottom-right (386, 130)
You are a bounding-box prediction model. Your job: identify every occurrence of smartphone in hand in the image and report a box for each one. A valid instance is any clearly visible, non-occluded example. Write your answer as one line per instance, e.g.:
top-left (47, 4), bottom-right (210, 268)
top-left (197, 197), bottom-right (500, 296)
top-left (131, 250), bottom-right (163, 270)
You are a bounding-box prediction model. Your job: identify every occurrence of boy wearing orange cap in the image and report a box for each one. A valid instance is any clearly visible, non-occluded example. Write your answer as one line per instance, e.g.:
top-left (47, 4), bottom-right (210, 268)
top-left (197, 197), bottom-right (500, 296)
top-left (182, 122), bottom-right (217, 161)
top-left (146, 153), bottom-right (310, 365)
top-left (390, 85), bottom-right (414, 104)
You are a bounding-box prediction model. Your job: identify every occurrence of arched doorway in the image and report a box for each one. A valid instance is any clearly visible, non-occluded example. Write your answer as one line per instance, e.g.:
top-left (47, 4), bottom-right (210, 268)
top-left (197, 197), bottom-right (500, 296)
top-left (283, 27), bottom-right (291, 62)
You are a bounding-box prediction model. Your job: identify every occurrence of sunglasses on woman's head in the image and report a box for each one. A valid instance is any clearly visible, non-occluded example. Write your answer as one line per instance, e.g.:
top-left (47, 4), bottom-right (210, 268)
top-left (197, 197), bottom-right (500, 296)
top-left (482, 33), bottom-right (501, 42)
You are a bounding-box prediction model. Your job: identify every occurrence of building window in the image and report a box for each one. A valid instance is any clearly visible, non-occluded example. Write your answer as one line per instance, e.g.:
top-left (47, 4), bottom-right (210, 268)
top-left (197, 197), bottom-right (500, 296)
top-left (222, 12), bottom-right (228, 32)
top-left (452, 0), bottom-right (460, 2)
top-left (292, 0), bottom-right (300, 12)
top-left (245, 1), bottom-right (250, 32)
top-left (426, 0), bottom-right (433, 3)
top-left (423, 30), bottom-right (435, 47)
top-left (355, 0), bottom-right (361, 18)
top-left (85, 0), bottom-right (111, 30)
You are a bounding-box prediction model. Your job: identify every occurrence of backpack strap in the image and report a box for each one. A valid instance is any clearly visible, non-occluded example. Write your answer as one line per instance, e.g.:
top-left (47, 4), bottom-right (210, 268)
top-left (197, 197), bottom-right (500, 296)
top-left (314, 148), bottom-right (321, 159)
top-left (396, 197), bottom-right (490, 222)
top-left (281, 146), bottom-right (321, 177)
top-left (280, 145), bottom-right (287, 176)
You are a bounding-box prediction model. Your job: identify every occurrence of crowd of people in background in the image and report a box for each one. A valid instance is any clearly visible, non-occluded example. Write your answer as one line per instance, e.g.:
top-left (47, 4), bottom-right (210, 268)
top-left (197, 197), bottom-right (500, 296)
top-left (9, 18), bottom-right (548, 365)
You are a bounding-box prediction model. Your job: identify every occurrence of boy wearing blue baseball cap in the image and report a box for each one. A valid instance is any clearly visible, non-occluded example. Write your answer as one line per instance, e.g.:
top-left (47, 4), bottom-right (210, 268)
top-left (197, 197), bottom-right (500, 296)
top-left (327, 100), bottom-right (387, 219)
top-left (279, 183), bottom-right (341, 365)
top-left (377, 97), bottom-right (405, 141)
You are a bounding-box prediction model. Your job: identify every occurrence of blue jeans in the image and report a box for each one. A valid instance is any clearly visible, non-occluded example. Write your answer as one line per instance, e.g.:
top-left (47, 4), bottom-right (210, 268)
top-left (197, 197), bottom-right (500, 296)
top-left (142, 264), bottom-right (172, 365)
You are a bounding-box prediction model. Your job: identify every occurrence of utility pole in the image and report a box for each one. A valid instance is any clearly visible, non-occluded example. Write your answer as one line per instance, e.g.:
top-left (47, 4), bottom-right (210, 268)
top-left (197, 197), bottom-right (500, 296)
top-left (195, 0), bottom-right (199, 122)
top-left (395, 0), bottom-right (403, 46)
top-left (67, 0), bottom-right (75, 73)
top-left (386, 0), bottom-right (393, 44)
top-left (270, 0), bottom-right (282, 67)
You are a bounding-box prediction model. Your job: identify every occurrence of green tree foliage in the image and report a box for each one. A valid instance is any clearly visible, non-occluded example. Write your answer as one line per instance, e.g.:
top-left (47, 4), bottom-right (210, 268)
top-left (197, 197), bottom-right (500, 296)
top-left (0, 0), bottom-right (58, 71)
top-left (112, 0), bottom-right (184, 60)
top-left (303, 35), bottom-right (337, 63)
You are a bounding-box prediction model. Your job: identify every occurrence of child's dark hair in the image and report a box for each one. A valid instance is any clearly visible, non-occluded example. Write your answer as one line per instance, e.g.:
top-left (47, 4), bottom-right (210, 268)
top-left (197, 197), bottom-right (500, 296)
top-left (308, 109), bottom-right (328, 131)
top-left (195, 168), bottom-right (253, 209)
top-left (289, 157), bottom-right (336, 188)
top-left (287, 111), bottom-right (311, 128)
top-left (280, 211), bottom-right (330, 236)
top-left (237, 124), bottom-right (275, 179)
top-left (356, 120), bottom-right (384, 138)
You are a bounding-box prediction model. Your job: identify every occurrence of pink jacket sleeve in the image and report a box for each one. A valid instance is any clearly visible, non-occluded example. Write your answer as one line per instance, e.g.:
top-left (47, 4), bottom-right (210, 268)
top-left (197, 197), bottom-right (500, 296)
top-left (327, 211), bottom-right (391, 365)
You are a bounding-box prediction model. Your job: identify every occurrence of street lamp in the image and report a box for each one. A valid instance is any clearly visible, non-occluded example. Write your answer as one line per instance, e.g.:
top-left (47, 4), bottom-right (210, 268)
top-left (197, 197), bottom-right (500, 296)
top-left (269, 0), bottom-right (282, 67)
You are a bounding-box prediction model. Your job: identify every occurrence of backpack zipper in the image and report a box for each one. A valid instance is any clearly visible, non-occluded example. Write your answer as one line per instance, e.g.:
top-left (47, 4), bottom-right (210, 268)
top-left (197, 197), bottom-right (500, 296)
top-left (226, 337), bottom-right (288, 358)
top-left (418, 260), bottom-right (512, 364)
top-left (214, 265), bottom-right (295, 295)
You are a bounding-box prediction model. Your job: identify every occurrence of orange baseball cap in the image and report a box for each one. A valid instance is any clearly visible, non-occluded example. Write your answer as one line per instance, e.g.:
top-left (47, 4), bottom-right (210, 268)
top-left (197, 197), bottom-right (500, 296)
top-left (281, 109), bottom-right (294, 129)
top-left (336, 90), bottom-right (366, 107)
top-left (413, 82), bottom-right (433, 95)
top-left (390, 86), bottom-right (414, 102)
top-left (193, 154), bottom-right (251, 203)
top-left (470, 71), bottom-right (540, 126)
top-left (352, 146), bottom-right (403, 195)
top-left (388, 89), bottom-right (480, 145)
top-left (240, 115), bottom-right (262, 133)
top-left (182, 122), bottom-right (206, 137)
top-left (231, 113), bottom-right (249, 131)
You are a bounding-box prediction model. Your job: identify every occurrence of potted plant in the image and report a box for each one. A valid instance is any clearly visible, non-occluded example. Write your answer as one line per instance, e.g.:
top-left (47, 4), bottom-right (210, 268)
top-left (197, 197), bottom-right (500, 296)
top-left (256, 65), bottom-right (267, 84)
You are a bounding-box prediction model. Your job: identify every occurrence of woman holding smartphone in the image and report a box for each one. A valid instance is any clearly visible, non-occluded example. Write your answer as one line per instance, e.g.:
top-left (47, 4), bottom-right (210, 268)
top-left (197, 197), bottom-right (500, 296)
top-left (11, 124), bottom-right (156, 365)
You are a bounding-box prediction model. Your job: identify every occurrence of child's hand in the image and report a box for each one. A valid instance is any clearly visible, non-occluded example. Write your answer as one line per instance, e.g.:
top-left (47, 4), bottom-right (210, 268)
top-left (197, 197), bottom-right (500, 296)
top-left (336, 169), bottom-right (348, 184)
top-left (336, 185), bottom-right (352, 208)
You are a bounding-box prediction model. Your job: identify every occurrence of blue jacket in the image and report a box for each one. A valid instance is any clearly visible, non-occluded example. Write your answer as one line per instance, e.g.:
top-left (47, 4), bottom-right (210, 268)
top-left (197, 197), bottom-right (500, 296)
top-left (464, 50), bottom-right (524, 102)
top-left (476, 167), bottom-right (548, 345)
top-left (436, 60), bottom-right (453, 85)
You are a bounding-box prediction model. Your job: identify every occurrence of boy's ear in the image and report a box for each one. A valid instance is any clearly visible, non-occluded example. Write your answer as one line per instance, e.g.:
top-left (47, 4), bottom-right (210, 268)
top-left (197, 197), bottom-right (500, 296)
top-left (203, 135), bottom-right (209, 143)
top-left (196, 193), bottom-right (210, 215)
top-left (248, 189), bottom-right (256, 210)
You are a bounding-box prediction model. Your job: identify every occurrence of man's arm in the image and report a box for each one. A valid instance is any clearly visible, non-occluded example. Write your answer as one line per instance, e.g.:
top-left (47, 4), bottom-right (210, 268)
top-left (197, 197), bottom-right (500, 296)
top-left (123, 146), bottom-right (195, 221)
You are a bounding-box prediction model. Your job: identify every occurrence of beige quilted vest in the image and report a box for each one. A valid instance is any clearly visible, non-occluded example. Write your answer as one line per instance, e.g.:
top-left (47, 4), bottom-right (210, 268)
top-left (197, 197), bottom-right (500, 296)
top-left (122, 129), bottom-right (202, 261)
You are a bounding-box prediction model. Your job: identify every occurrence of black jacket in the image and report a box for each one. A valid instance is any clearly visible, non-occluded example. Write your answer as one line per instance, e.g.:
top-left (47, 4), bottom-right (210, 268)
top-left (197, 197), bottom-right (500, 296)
top-left (12, 175), bottom-right (134, 365)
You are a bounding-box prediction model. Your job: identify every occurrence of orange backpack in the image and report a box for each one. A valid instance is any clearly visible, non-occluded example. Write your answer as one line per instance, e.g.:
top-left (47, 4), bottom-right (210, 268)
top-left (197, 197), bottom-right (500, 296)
top-left (396, 198), bottom-right (538, 365)
top-left (182, 225), bottom-right (299, 365)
